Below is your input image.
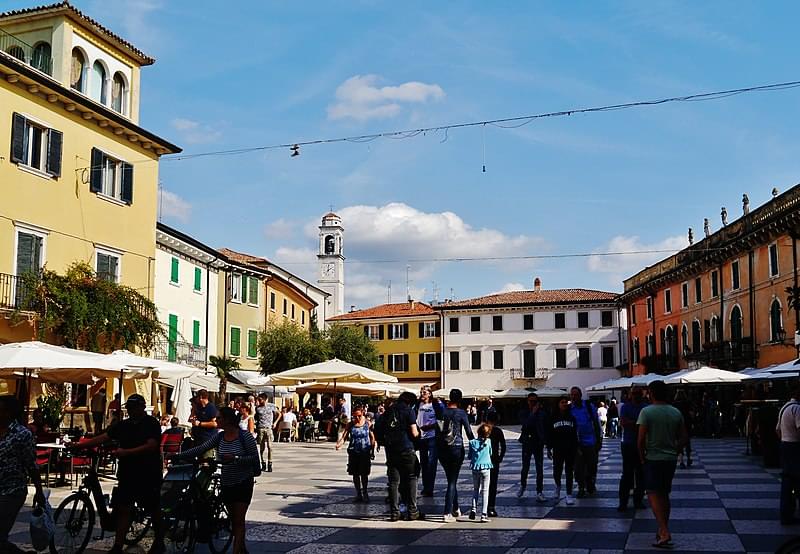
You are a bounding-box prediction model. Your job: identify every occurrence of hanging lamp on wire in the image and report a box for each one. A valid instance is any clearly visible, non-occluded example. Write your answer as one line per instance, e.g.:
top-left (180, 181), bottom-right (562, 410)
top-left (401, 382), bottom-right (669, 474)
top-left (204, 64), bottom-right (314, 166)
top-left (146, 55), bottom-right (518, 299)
top-left (481, 123), bottom-right (486, 173)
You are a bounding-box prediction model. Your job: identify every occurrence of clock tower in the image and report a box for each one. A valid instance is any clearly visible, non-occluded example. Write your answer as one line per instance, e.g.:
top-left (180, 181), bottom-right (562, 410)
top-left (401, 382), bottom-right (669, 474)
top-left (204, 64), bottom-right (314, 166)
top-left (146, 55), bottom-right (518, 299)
top-left (317, 212), bottom-right (345, 318)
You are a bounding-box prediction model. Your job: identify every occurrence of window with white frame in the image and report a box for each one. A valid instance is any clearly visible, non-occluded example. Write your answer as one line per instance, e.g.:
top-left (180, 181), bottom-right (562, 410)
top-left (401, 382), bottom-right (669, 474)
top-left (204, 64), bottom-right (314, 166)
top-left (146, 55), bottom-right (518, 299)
top-left (555, 347), bottom-right (567, 369)
top-left (390, 323), bottom-right (406, 339)
top-left (493, 350), bottom-right (503, 369)
top-left (577, 347), bottom-right (591, 369)
top-left (664, 290), bottom-right (672, 314)
top-left (449, 351), bottom-right (460, 370)
top-left (366, 325), bottom-right (382, 340)
top-left (423, 321), bottom-right (437, 338)
top-left (646, 297), bottom-right (653, 319)
top-left (601, 345), bottom-right (615, 368)
top-left (90, 148), bottom-right (133, 204)
top-left (681, 282), bottom-right (689, 308)
top-left (10, 114), bottom-right (62, 177)
top-left (231, 274), bottom-right (241, 302)
top-left (420, 352), bottom-right (440, 371)
top-left (632, 338), bottom-right (640, 364)
top-left (96, 250), bottom-right (120, 283)
top-left (388, 354), bottom-right (408, 372)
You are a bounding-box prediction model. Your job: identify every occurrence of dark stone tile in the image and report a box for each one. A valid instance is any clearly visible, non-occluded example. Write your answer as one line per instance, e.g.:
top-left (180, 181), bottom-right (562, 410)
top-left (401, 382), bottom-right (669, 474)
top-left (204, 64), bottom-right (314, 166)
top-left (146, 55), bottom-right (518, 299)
top-left (739, 534), bottom-right (797, 553)
top-left (319, 528), bottom-right (431, 545)
top-left (548, 507), bottom-right (632, 519)
top-left (245, 541), bottom-right (302, 552)
top-left (726, 507), bottom-right (781, 520)
top-left (512, 530), bottom-right (575, 548)
top-left (394, 548), bottom-right (503, 554)
top-left (717, 490), bottom-right (780, 498)
top-left (569, 531), bottom-right (628, 549)
top-left (669, 498), bottom-right (725, 508)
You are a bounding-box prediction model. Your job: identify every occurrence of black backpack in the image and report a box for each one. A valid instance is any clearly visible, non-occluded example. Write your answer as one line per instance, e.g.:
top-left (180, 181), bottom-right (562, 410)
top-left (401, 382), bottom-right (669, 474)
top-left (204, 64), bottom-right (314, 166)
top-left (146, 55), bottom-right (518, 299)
top-left (378, 406), bottom-right (409, 450)
top-left (438, 410), bottom-right (458, 447)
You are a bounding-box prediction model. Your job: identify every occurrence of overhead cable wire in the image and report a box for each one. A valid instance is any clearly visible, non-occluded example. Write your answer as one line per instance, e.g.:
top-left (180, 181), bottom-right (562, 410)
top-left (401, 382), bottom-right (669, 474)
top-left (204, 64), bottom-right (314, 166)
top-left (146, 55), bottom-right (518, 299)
top-left (160, 79), bottom-right (800, 162)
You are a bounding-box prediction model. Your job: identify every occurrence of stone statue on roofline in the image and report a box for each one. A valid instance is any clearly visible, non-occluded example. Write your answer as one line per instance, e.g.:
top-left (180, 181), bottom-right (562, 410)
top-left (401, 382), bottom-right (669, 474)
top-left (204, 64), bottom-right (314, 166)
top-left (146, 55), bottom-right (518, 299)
top-left (688, 228), bottom-right (693, 245)
top-left (721, 206), bottom-right (728, 227)
top-left (704, 218), bottom-right (711, 238)
top-left (742, 193), bottom-right (750, 215)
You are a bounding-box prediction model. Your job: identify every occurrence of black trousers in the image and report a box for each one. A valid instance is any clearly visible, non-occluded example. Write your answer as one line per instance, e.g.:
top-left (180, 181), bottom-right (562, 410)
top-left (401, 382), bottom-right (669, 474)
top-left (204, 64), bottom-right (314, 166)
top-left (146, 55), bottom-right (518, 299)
top-left (574, 444), bottom-right (598, 493)
top-left (521, 443), bottom-right (544, 494)
top-left (619, 441), bottom-right (644, 506)
top-left (552, 447), bottom-right (575, 495)
top-left (488, 463), bottom-right (500, 509)
top-left (386, 449), bottom-right (418, 517)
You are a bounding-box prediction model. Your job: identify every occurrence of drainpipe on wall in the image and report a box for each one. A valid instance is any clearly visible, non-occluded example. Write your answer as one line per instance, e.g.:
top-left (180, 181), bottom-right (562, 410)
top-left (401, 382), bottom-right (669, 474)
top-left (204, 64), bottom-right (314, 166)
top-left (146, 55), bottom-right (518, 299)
top-left (439, 311), bottom-right (445, 390)
top-left (718, 262), bottom-right (725, 367)
top-left (748, 250), bottom-right (756, 366)
top-left (793, 235), bottom-right (799, 336)
top-left (616, 303), bottom-right (624, 375)
top-left (222, 269), bottom-right (229, 365)
top-left (651, 294), bottom-right (657, 374)
top-left (204, 256), bottom-right (216, 364)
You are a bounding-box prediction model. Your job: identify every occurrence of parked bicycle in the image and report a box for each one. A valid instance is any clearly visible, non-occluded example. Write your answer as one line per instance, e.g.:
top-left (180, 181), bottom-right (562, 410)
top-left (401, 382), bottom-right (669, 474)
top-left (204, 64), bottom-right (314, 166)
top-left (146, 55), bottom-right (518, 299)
top-left (49, 451), bottom-right (151, 554)
top-left (162, 458), bottom-right (233, 554)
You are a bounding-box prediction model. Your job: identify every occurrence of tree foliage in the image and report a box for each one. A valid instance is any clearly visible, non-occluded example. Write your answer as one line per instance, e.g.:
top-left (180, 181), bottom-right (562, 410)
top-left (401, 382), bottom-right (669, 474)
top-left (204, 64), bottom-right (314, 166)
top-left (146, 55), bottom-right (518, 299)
top-left (209, 355), bottom-right (240, 400)
top-left (16, 262), bottom-right (162, 353)
top-left (37, 384), bottom-right (68, 429)
top-left (787, 286), bottom-right (800, 314)
top-left (257, 322), bottom-right (382, 375)
top-left (327, 324), bottom-right (382, 370)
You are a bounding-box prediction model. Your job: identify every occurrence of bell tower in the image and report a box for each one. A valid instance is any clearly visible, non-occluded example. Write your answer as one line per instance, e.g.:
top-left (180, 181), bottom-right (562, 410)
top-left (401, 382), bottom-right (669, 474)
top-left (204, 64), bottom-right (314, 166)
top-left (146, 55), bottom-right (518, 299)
top-left (317, 212), bottom-right (344, 317)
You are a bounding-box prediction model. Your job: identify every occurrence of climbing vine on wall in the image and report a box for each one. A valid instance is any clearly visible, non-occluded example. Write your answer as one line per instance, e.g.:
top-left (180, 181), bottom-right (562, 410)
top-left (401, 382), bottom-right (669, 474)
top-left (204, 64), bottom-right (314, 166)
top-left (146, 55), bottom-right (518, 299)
top-left (15, 262), bottom-right (162, 353)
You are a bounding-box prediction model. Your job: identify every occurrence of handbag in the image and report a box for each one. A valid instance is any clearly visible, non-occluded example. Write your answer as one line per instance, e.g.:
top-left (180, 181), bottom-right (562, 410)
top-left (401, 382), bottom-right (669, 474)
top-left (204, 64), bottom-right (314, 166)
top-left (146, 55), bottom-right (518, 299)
top-left (29, 492), bottom-right (54, 552)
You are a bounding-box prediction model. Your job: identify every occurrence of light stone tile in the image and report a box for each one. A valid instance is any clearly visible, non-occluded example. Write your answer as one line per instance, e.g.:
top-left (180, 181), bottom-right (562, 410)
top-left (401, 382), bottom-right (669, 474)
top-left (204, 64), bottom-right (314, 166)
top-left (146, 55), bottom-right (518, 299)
top-left (410, 529), bottom-right (527, 547)
top-left (246, 523), bottom-right (340, 542)
top-left (633, 507), bottom-right (729, 520)
top-left (714, 483), bottom-right (780, 491)
top-left (287, 545), bottom-right (401, 554)
top-left (720, 498), bottom-right (777, 508)
top-left (532, 518), bottom-right (632, 533)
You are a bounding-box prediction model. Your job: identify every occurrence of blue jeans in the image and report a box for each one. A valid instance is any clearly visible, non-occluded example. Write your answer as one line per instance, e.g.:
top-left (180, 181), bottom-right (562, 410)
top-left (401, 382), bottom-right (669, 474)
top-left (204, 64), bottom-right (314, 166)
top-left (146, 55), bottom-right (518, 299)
top-left (472, 469), bottom-right (490, 517)
top-left (419, 437), bottom-right (438, 494)
top-left (780, 442), bottom-right (800, 523)
top-left (439, 445), bottom-right (464, 514)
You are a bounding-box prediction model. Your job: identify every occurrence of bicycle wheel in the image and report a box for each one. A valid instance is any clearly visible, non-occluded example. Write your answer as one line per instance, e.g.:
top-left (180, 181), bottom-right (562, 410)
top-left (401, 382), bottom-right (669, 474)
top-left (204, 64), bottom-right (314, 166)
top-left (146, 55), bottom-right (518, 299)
top-left (50, 492), bottom-right (95, 554)
top-left (776, 536), bottom-right (800, 554)
top-left (163, 509), bottom-right (196, 554)
top-left (207, 498), bottom-right (233, 554)
top-left (124, 502), bottom-right (152, 545)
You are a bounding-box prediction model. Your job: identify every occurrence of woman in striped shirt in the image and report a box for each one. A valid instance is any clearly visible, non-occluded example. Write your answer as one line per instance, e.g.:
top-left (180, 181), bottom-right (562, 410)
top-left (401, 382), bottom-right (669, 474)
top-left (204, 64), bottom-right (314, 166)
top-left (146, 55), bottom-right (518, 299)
top-left (175, 406), bottom-right (259, 554)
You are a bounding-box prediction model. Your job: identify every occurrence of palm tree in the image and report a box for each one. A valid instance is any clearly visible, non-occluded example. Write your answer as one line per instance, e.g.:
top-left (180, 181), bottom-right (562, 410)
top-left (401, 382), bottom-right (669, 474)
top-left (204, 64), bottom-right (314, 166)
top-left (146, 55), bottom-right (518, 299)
top-left (209, 355), bottom-right (240, 401)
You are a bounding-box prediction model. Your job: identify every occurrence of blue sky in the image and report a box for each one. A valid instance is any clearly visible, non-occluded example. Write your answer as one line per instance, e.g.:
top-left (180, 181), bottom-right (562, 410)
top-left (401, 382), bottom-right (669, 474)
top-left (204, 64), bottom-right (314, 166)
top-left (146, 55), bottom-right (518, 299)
top-left (18, 1), bottom-right (800, 307)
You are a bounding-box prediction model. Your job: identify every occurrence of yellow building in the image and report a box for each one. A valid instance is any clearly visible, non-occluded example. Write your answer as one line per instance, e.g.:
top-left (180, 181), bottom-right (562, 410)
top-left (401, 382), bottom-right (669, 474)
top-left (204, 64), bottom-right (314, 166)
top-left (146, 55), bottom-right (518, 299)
top-left (0, 2), bottom-right (180, 345)
top-left (328, 301), bottom-right (442, 386)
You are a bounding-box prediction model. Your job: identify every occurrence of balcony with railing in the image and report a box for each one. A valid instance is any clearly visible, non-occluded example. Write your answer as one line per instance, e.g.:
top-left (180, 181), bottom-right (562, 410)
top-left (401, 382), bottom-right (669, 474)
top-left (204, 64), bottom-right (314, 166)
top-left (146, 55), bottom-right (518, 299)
top-left (0, 28), bottom-right (52, 76)
top-left (510, 367), bottom-right (553, 381)
top-left (683, 338), bottom-right (756, 370)
top-left (0, 272), bottom-right (34, 312)
top-left (152, 339), bottom-right (207, 369)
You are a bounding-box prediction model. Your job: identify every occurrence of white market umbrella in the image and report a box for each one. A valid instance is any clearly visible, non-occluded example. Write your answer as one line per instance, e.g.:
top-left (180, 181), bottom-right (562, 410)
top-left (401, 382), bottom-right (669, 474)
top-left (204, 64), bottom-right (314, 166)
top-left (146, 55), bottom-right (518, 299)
top-left (267, 358), bottom-right (398, 385)
top-left (101, 350), bottom-right (201, 379)
top-left (171, 377), bottom-right (193, 426)
top-left (766, 359), bottom-right (800, 374)
top-left (587, 378), bottom-right (624, 392)
top-left (157, 374), bottom-right (248, 395)
top-left (664, 366), bottom-right (745, 385)
top-left (500, 387), bottom-right (567, 398)
top-left (296, 381), bottom-right (397, 397)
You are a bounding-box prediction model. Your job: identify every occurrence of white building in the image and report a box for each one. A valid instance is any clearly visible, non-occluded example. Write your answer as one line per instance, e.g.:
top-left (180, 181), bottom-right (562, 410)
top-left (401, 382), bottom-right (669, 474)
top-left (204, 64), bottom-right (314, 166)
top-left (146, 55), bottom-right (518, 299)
top-left (317, 212), bottom-right (345, 322)
top-left (154, 222), bottom-right (224, 367)
top-left (437, 280), bottom-right (627, 394)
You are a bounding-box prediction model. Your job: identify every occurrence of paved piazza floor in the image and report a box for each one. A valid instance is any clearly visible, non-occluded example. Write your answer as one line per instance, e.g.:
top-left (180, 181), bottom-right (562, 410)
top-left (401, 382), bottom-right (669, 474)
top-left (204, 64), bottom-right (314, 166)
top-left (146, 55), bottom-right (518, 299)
top-left (11, 431), bottom-right (800, 553)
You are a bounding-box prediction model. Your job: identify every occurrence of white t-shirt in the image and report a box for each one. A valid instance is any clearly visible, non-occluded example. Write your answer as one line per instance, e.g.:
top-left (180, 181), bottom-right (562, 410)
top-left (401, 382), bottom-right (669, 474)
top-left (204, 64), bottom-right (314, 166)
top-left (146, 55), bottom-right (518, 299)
top-left (597, 406), bottom-right (608, 421)
top-left (776, 399), bottom-right (800, 443)
top-left (417, 402), bottom-right (437, 440)
top-left (282, 411), bottom-right (298, 425)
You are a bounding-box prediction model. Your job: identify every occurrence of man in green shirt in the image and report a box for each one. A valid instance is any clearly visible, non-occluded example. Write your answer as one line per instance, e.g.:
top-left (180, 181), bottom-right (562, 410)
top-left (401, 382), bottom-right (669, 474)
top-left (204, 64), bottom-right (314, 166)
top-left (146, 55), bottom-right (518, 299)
top-left (637, 380), bottom-right (687, 550)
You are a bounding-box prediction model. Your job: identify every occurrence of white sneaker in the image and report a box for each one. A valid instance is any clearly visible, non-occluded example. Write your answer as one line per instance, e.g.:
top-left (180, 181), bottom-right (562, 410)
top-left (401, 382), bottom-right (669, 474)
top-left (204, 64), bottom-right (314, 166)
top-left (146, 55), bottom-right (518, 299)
top-left (443, 513), bottom-right (456, 523)
top-left (516, 486), bottom-right (526, 498)
top-left (479, 515), bottom-right (490, 523)
top-left (536, 492), bottom-right (547, 503)
top-left (453, 508), bottom-right (461, 517)
top-left (565, 494), bottom-right (575, 505)
top-left (552, 487), bottom-right (561, 500)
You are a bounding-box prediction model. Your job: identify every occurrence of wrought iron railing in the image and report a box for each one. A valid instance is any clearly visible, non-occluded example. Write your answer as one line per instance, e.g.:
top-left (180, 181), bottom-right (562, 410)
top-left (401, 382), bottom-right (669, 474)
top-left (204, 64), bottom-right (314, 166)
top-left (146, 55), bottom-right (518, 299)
top-left (0, 272), bottom-right (33, 311)
top-left (684, 338), bottom-right (756, 370)
top-left (0, 28), bottom-right (52, 76)
top-left (152, 339), bottom-right (207, 368)
top-left (510, 367), bottom-right (553, 380)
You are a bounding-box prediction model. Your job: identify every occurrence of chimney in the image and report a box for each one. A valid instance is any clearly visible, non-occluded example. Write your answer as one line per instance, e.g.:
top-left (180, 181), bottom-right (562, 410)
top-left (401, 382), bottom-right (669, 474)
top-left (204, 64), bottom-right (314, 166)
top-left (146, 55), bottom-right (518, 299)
top-left (534, 277), bottom-right (542, 291)
top-left (409, 298), bottom-right (415, 310)
top-left (349, 305), bottom-right (356, 313)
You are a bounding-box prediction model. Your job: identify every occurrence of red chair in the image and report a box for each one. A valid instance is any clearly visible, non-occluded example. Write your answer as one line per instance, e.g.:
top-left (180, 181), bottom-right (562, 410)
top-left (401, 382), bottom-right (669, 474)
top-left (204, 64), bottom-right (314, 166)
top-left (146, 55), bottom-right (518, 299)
top-left (35, 448), bottom-right (52, 486)
top-left (66, 437), bottom-right (96, 485)
top-left (161, 432), bottom-right (183, 467)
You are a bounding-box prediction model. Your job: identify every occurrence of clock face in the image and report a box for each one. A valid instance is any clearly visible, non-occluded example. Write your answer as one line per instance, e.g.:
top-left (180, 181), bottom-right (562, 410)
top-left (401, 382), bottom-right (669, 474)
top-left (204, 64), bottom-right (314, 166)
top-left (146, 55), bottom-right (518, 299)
top-left (322, 263), bottom-right (335, 277)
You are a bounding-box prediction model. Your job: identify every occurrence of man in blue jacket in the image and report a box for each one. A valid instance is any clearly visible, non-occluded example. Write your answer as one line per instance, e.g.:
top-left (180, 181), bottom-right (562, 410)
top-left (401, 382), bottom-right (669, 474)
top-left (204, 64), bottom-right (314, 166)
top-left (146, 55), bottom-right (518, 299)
top-left (570, 387), bottom-right (601, 498)
top-left (517, 392), bottom-right (549, 502)
top-left (416, 386), bottom-right (444, 497)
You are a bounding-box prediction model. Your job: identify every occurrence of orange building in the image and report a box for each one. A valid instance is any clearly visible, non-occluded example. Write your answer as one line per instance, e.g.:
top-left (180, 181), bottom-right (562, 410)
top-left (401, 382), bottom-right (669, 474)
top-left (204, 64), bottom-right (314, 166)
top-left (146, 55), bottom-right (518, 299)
top-left (621, 187), bottom-right (800, 375)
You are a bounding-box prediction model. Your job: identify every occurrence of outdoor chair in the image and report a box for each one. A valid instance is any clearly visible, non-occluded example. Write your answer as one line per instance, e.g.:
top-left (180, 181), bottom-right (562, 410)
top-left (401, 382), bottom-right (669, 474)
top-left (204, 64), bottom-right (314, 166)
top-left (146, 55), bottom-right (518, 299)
top-left (277, 421), bottom-right (293, 442)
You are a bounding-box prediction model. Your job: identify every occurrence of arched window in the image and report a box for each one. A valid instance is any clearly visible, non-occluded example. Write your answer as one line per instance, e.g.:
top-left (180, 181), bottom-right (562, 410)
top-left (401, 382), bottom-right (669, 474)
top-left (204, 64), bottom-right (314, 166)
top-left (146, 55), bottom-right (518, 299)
top-left (91, 61), bottom-right (107, 104)
top-left (632, 338), bottom-right (640, 364)
top-left (730, 305), bottom-right (743, 342)
top-left (7, 45), bottom-right (25, 62)
top-left (664, 326), bottom-right (674, 357)
top-left (709, 315), bottom-right (719, 342)
top-left (646, 334), bottom-right (655, 357)
top-left (770, 299), bottom-right (783, 342)
top-left (70, 48), bottom-right (86, 92)
top-left (681, 324), bottom-right (689, 356)
top-left (32, 42), bottom-right (51, 74)
top-left (111, 72), bottom-right (126, 114)
top-left (324, 235), bottom-right (336, 255)
top-left (692, 320), bottom-right (701, 353)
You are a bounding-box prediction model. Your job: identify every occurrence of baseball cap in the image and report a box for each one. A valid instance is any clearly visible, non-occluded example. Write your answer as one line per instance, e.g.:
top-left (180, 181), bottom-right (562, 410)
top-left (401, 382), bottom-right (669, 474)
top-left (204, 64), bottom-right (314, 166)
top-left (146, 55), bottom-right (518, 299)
top-left (125, 393), bottom-right (146, 406)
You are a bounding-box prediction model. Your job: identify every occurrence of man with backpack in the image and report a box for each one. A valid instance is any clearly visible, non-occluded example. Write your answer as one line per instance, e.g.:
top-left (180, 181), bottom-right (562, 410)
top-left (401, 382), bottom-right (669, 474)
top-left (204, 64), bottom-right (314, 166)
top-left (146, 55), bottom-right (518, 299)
top-left (517, 392), bottom-right (549, 502)
top-left (570, 387), bottom-right (602, 498)
top-left (375, 392), bottom-right (421, 521)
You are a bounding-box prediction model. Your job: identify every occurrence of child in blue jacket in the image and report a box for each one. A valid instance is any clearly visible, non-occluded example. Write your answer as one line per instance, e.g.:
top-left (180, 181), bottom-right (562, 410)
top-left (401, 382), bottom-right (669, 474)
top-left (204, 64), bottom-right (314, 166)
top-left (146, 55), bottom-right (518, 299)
top-left (468, 423), bottom-right (494, 522)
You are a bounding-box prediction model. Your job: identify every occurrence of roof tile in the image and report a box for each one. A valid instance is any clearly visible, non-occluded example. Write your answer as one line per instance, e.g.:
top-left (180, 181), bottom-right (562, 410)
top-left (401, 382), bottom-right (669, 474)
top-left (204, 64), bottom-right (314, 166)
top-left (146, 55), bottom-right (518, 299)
top-left (328, 302), bottom-right (437, 321)
top-left (438, 289), bottom-right (619, 309)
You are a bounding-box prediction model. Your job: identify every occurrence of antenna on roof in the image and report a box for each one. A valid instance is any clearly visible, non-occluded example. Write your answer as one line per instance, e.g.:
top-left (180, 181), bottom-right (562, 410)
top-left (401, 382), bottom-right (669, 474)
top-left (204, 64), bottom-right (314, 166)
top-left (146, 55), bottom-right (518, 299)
top-left (406, 265), bottom-right (411, 301)
top-left (388, 280), bottom-right (392, 303)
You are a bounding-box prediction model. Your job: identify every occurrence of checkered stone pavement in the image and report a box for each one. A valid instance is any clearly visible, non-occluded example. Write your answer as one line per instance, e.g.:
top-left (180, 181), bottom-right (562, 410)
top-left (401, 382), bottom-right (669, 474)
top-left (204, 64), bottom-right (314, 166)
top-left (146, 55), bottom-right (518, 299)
top-left (10, 431), bottom-right (799, 553)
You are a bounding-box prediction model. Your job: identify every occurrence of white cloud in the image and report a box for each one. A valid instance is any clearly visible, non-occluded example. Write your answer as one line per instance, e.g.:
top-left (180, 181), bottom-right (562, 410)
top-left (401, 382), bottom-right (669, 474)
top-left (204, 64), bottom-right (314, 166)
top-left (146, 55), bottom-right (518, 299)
top-left (158, 189), bottom-right (191, 223)
top-left (492, 282), bottom-right (526, 294)
top-left (273, 202), bottom-right (547, 308)
top-left (327, 75), bottom-right (445, 122)
top-left (169, 118), bottom-right (222, 145)
top-left (587, 234), bottom-right (687, 286)
top-left (264, 218), bottom-right (296, 240)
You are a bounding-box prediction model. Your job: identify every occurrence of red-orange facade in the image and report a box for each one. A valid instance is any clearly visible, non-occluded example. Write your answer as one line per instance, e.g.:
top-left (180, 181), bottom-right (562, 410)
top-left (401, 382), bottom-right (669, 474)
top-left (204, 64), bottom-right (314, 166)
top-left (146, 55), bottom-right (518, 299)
top-left (621, 186), bottom-right (800, 375)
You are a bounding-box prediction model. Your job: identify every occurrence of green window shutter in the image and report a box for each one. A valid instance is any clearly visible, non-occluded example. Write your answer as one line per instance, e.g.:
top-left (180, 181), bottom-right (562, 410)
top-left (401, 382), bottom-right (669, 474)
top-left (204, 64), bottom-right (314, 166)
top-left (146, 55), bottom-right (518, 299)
top-left (46, 128), bottom-right (62, 177)
top-left (194, 267), bottom-right (202, 291)
top-left (241, 275), bottom-right (248, 304)
top-left (248, 277), bottom-right (258, 305)
top-left (192, 320), bottom-right (200, 347)
top-left (11, 113), bottom-right (26, 164)
top-left (170, 257), bottom-right (179, 283)
top-left (168, 314), bottom-right (178, 362)
top-left (230, 327), bottom-right (241, 356)
top-left (248, 330), bottom-right (258, 358)
top-left (89, 148), bottom-right (103, 193)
